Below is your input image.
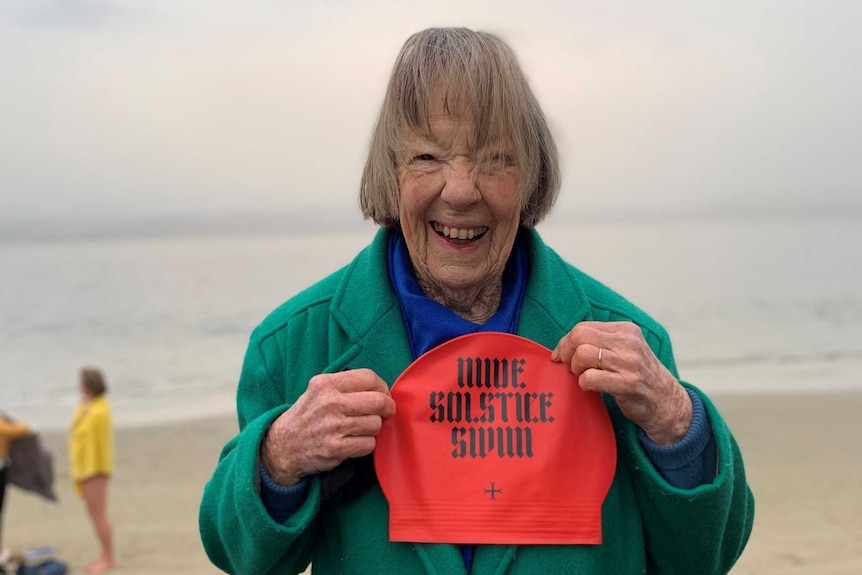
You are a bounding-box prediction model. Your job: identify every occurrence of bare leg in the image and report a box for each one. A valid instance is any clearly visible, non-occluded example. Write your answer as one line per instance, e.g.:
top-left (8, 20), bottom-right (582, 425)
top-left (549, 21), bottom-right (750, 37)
top-left (81, 475), bottom-right (115, 574)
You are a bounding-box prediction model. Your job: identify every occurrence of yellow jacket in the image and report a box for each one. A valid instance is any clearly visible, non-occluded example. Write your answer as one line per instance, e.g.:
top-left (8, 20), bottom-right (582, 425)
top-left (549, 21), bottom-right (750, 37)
top-left (69, 396), bottom-right (114, 495)
top-left (0, 414), bottom-right (30, 460)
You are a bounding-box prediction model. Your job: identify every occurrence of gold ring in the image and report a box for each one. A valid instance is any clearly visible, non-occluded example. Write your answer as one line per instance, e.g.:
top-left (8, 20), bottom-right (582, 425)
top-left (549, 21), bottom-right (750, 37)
top-left (597, 347), bottom-right (603, 370)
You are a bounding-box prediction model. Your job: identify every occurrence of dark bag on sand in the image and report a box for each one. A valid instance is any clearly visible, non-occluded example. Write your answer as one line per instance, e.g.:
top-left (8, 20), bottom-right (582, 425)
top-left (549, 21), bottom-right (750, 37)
top-left (16, 561), bottom-right (68, 575)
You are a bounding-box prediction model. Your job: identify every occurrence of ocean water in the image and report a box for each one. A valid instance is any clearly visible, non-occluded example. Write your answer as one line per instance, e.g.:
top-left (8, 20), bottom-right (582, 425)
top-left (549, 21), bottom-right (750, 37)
top-left (1, 216), bottom-right (860, 430)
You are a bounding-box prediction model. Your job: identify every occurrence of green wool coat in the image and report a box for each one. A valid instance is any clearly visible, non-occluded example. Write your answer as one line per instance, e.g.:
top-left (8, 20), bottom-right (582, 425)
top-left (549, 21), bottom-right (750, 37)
top-left (199, 228), bottom-right (754, 575)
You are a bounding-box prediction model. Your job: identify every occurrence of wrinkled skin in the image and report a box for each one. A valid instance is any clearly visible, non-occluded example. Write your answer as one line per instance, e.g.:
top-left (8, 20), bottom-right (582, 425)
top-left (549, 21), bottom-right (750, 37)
top-left (551, 321), bottom-right (692, 445)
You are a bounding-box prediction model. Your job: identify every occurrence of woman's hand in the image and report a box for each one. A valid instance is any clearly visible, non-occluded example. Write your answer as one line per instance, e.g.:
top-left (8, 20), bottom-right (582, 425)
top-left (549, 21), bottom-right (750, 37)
top-left (260, 368), bottom-right (396, 486)
top-left (551, 321), bottom-right (692, 445)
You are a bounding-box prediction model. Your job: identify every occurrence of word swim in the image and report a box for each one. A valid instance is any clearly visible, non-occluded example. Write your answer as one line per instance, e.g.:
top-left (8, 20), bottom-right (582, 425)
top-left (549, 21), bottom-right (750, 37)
top-left (450, 425), bottom-right (534, 459)
top-left (427, 356), bottom-right (557, 459)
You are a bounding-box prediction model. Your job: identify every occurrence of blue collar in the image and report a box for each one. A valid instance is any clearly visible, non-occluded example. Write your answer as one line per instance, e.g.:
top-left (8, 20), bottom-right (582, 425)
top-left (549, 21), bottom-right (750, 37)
top-left (387, 228), bottom-right (530, 360)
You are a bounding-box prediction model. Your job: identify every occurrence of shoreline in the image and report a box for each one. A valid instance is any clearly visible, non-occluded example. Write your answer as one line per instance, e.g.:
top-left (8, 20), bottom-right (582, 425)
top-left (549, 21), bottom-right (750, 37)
top-left (3, 391), bottom-right (861, 574)
top-left (11, 358), bottom-right (862, 433)
top-left (32, 388), bottom-right (862, 433)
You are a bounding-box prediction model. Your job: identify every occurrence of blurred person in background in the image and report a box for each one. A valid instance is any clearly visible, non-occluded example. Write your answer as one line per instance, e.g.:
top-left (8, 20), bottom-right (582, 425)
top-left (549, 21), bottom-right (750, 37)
top-left (70, 368), bottom-right (114, 574)
top-left (0, 412), bottom-right (31, 549)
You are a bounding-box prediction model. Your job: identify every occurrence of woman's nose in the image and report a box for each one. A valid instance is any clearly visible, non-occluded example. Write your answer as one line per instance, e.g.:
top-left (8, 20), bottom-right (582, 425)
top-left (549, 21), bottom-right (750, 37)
top-left (440, 158), bottom-right (480, 208)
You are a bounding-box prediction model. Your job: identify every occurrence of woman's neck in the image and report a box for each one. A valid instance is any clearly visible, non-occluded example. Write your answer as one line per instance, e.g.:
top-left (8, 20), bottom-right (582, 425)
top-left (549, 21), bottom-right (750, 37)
top-left (415, 273), bottom-right (503, 324)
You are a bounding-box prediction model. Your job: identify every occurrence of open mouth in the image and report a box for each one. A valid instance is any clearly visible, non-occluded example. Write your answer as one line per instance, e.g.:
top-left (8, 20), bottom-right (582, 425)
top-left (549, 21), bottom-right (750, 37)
top-left (431, 221), bottom-right (489, 243)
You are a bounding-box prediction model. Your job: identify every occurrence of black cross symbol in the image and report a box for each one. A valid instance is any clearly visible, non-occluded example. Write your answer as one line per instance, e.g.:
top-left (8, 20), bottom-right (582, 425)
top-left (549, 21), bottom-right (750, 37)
top-left (484, 482), bottom-right (502, 501)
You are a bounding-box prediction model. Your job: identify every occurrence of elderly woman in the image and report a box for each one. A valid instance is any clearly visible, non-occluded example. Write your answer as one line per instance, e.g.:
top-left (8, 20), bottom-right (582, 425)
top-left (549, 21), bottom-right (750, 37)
top-left (200, 28), bottom-right (753, 575)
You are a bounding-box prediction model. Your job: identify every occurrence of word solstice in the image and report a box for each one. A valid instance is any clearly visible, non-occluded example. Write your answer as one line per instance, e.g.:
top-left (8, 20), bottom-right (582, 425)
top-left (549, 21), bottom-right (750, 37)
top-left (428, 357), bottom-right (556, 459)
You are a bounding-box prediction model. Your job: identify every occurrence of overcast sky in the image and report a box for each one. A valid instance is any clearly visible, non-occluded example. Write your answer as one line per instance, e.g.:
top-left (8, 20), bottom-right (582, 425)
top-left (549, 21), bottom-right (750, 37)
top-left (1, 0), bottom-right (860, 231)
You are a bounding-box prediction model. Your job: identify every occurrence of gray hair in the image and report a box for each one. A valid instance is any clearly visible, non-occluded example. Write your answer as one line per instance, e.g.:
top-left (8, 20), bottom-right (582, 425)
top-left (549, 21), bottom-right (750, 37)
top-left (360, 27), bottom-right (560, 228)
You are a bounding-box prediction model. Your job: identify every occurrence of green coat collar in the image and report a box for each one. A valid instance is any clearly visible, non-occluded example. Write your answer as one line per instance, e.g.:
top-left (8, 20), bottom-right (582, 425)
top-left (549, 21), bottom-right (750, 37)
top-left (331, 227), bottom-right (592, 355)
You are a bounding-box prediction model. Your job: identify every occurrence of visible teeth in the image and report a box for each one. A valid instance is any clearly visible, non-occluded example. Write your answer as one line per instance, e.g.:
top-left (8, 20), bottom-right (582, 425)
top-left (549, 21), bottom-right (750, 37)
top-left (432, 222), bottom-right (487, 240)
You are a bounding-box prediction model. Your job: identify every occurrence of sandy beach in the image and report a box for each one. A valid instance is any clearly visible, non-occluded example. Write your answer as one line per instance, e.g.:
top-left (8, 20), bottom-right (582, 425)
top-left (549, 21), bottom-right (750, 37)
top-left (4, 392), bottom-right (861, 575)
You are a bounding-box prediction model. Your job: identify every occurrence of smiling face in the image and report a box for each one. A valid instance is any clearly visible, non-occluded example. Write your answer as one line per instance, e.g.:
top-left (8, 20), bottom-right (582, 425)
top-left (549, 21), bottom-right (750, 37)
top-left (396, 113), bottom-right (522, 307)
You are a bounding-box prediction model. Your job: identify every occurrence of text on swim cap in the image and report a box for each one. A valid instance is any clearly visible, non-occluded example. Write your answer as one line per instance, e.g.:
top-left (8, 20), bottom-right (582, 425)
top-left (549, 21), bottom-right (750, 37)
top-left (427, 357), bottom-right (556, 458)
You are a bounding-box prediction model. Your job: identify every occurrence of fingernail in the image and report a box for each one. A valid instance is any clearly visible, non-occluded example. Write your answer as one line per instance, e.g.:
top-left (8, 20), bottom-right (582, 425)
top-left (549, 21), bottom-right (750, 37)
top-left (550, 347), bottom-right (559, 362)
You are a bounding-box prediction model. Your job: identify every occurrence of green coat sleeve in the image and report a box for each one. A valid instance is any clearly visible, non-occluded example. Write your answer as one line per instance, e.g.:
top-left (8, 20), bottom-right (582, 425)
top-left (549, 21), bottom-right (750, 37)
top-left (619, 327), bottom-right (755, 575)
top-left (199, 327), bottom-right (323, 575)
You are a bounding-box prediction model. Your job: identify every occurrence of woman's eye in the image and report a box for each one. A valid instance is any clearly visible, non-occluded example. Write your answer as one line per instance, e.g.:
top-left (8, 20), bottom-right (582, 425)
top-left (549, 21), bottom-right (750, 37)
top-left (478, 154), bottom-right (516, 174)
top-left (413, 154), bottom-right (437, 162)
top-left (491, 153), bottom-right (516, 166)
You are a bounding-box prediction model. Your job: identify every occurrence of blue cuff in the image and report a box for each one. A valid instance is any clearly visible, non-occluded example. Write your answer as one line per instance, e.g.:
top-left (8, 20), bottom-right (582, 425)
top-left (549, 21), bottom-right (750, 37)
top-left (259, 462), bottom-right (310, 523)
top-left (638, 388), bottom-right (717, 489)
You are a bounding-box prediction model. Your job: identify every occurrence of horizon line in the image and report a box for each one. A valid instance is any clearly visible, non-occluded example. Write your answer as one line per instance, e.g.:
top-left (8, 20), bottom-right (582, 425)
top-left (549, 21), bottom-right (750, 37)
top-left (1, 203), bottom-right (860, 244)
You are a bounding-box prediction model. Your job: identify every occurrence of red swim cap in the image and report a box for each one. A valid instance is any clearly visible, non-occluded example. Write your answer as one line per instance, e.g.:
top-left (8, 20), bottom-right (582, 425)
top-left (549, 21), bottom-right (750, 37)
top-left (374, 332), bottom-right (617, 545)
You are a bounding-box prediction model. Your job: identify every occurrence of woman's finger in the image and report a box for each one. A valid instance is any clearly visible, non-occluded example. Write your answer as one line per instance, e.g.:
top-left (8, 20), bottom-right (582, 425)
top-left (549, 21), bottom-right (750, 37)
top-left (551, 322), bottom-right (613, 362)
top-left (339, 391), bottom-right (396, 418)
top-left (337, 435), bottom-right (378, 460)
top-left (572, 321), bottom-right (632, 333)
top-left (340, 414), bottom-right (384, 438)
top-left (567, 343), bottom-right (606, 376)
